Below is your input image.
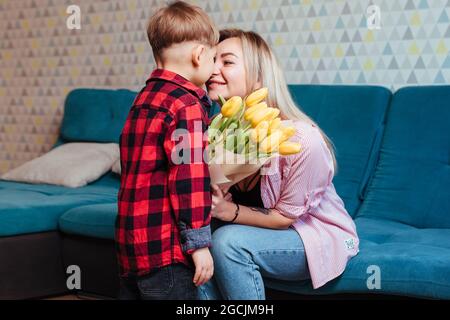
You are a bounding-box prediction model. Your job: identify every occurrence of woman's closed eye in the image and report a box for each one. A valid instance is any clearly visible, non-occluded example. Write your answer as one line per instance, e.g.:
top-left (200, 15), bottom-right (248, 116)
top-left (224, 60), bottom-right (234, 66)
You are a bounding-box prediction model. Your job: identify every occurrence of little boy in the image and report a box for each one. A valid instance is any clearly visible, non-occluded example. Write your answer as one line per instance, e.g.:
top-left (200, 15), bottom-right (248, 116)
top-left (116, 1), bottom-right (218, 300)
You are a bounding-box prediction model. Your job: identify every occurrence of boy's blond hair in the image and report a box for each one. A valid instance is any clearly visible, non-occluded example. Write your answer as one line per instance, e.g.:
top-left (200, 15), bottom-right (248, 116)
top-left (147, 1), bottom-right (219, 61)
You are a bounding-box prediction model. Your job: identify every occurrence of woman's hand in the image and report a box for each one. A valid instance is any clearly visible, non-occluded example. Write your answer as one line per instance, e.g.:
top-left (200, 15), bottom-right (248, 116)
top-left (211, 184), bottom-right (236, 222)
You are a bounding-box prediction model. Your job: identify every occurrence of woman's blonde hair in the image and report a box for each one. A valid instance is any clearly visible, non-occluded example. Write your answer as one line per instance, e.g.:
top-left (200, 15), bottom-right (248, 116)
top-left (219, 29), bottom-right (337, 171)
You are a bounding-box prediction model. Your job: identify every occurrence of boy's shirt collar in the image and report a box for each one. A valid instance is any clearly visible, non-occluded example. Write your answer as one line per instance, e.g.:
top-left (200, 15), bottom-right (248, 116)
top-left (148, 69), bottom-right (213, 110)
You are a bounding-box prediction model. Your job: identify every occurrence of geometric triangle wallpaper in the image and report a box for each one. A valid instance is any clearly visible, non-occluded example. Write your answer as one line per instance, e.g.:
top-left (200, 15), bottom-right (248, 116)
top-left (0, 0), bottom-right (449, 174)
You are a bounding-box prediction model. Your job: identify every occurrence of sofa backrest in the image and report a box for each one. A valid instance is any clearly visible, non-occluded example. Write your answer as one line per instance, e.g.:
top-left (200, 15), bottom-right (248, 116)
top-left (356, 86), bottom-right (450, 228)
top-left (288, 85), bottom-right (392, 217)
top-left (58, 88), bottom-right (137, 145)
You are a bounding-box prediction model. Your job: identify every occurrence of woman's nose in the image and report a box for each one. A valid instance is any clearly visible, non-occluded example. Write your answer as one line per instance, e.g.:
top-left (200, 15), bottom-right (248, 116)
top-left (212, 61), bottom-right (221, 76)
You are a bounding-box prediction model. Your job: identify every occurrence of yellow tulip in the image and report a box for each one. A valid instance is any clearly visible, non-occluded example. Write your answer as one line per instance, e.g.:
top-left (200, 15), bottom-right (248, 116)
top-left (268, 108), bottom-right (280, 121)
top-left (250, 107), bottom-right (277, 127)
top-left (221, 96), bottom-right (243, 118)
top-left (268, 118), bottom-right (281, 134)
top-left (259, 130), bottom-right (284, 153)
top-left (245, 88), bottom-right (268, 108)
top-left (279, 142), bottom-right (302, 155)
top-left (244, 102), bottom-right (267, 121)
top-left (281, 126), bottom-right (297, 140)
top-left (250, 121), bottom-right (269, 143)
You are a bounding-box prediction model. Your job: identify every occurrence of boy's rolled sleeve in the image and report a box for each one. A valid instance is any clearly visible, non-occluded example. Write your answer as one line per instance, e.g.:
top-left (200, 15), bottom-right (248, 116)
top-left (180, 224), bottom-right (212, 254)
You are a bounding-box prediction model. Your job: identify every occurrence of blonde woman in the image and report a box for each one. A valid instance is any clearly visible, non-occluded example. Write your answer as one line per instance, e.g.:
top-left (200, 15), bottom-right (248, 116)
top-left (200, 29), bottom-right (359, 300)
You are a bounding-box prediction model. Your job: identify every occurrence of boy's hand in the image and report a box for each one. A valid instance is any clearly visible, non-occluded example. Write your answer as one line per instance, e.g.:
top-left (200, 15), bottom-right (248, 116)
top-left (191, 247), bottom-right (214, 287)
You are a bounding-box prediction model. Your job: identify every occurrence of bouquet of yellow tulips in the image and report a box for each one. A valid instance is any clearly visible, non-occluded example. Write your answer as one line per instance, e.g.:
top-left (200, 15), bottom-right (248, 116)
top-left (207, 88), bottom-right (302, 187)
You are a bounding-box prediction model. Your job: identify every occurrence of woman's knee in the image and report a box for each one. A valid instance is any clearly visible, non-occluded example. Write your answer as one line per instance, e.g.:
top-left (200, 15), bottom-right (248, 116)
top-left (211, 225), bottom-right (249, 258)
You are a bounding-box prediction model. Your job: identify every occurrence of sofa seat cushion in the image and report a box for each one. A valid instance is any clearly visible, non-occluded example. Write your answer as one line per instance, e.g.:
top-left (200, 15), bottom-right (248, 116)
top-left (0, 172), bottom-right (119, 237)
top-left (59, 203), bottom-right (117, 240)
top-left (265, 217), bottom-right (450, 299)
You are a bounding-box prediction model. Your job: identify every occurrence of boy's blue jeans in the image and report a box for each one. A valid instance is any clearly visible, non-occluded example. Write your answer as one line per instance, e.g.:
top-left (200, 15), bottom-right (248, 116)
top-left (198, 224), bottom-right (310, 300)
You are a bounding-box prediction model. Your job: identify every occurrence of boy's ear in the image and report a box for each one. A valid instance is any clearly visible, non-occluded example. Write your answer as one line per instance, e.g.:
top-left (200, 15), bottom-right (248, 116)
top-left (192, 44), bottom-right (205, 68)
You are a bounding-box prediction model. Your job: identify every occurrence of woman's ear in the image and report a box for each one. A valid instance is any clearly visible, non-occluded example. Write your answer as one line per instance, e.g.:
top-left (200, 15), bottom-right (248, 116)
top-left (192, 44), bottom-right (205, 68)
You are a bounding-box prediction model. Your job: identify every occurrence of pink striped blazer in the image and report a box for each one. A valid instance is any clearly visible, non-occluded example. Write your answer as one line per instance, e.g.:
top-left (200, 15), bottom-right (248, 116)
top-left (260, 120), bottom-right (359, 289)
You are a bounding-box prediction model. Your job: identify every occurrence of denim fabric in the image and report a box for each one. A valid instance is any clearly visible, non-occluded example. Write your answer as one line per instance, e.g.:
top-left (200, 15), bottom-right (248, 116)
top-left (198, 225), bottom-right (310, 300)
top-left (118, 264), bottom-right (197, 300)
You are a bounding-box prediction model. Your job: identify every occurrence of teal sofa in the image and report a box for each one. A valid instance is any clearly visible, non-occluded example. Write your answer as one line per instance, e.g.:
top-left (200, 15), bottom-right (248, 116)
top-left (0, 85), bottom-right (448, 299)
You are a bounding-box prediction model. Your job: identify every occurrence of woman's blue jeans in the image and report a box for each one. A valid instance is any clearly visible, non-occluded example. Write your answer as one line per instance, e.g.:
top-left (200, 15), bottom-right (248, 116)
top-left (198, 224), bottom-right (310, 300)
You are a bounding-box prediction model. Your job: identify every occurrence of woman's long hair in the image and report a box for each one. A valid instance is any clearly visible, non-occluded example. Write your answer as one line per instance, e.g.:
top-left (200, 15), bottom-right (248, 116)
top-left (219, 29), bottom-right (337, 171)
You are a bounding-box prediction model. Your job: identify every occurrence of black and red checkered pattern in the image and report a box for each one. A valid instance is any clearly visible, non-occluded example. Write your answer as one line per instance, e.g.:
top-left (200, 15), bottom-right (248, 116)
top-left (116, 69), bottom-right (212, 278)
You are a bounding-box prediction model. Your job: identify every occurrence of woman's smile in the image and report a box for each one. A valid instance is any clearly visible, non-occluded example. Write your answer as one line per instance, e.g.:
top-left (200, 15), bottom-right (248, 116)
top-left (207, 79), bottom-right (227, 89)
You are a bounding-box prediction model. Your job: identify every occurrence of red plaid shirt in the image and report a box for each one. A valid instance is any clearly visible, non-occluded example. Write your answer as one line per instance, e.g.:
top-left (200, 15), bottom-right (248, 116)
top-left (116, 69), bottom-right (212, 278)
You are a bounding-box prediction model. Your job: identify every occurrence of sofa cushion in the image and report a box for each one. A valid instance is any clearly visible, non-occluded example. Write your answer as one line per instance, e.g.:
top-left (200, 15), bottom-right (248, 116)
top-left (111, 159), bottom-right (121, 175)
top-left (61, 88), bottom-right (137, 143)
top-left (265, 217), bottom-right (450, 299)
top-left (0, 172), bottom-right (119, 237)
top-left (288, 85), bottom-right (391, 216)
top-left (1, 143), bottom-right (119, 188)
top-left (356, 86), bottom-right (450, 228)
top-left (59, 203), bottom-right (117, 240)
